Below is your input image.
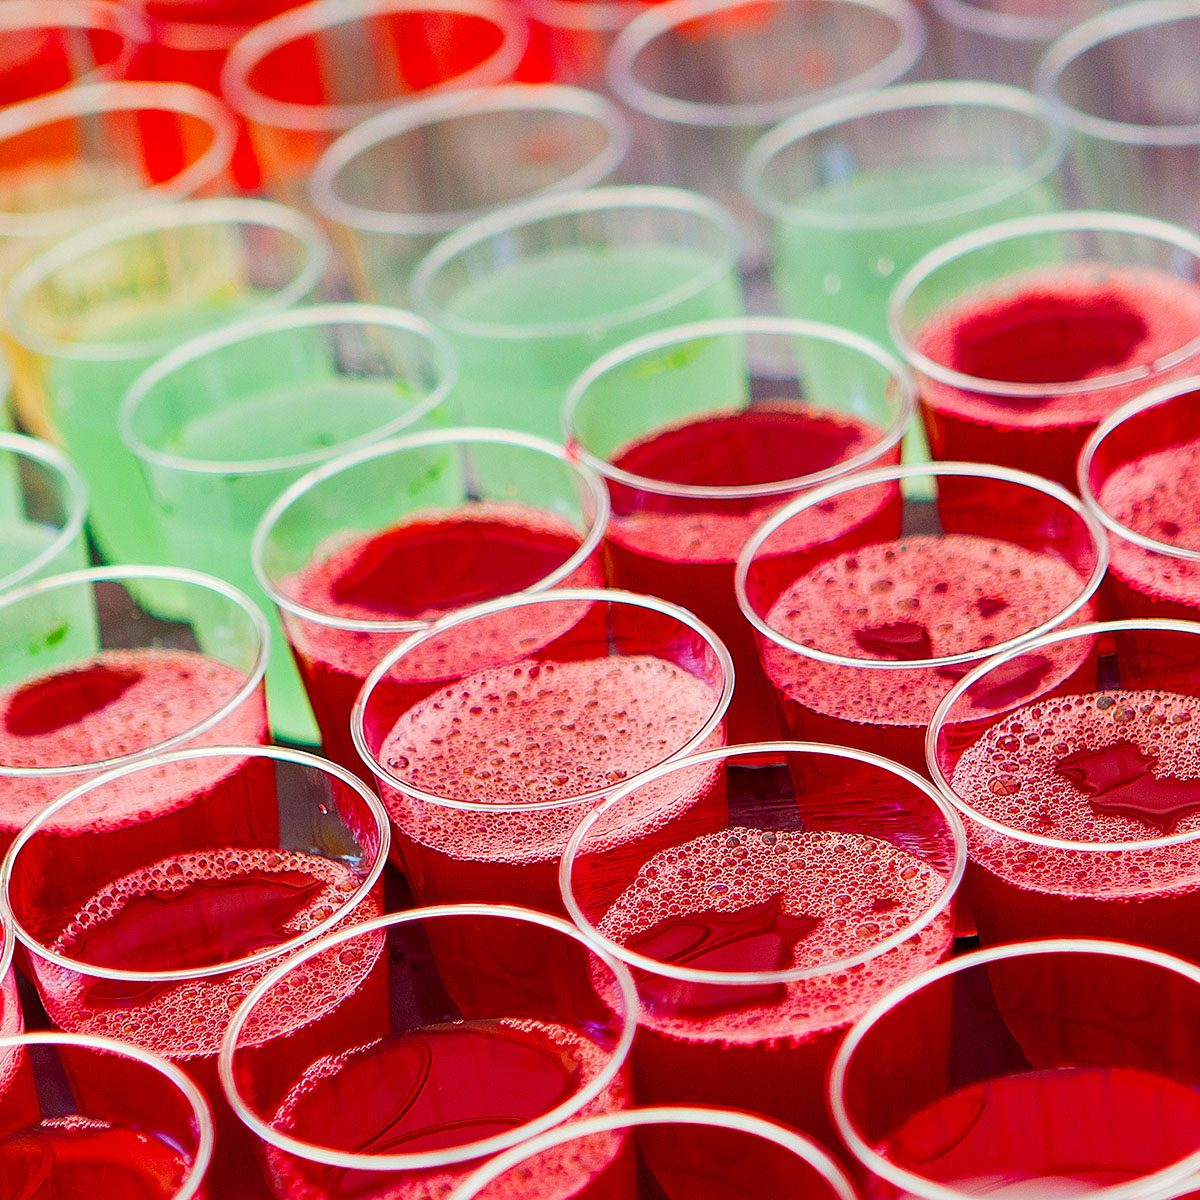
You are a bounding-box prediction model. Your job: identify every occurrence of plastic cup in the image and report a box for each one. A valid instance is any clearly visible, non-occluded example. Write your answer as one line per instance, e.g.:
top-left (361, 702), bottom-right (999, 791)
top-left (608, 0), bottom-right (925, 267)
top-left (927, 618), bottom-right (1200, 958)
top-left (1038, 1), bottom-right (1200, 227)
top-left (449, 1106), bottom-right (859, 1200)
top-left (524, 0), bottom-right (648, 90)
top-left (352, 588), bottom-right (733, 912)
top-left (890, 210), bottom-right (1200, 491)
top-left (220, 904), bottom-right (637, 1200)
top-left (1080, 378), bottom-right (1200, 623)
top-left (0, 432), bottom-right (89, 596)
top-left (121, 302), bottom-right (455, 746)
top-left (564, 316), bottom-right (914, 743)
top-left (254, 427), bottom-right (609, 777)
top-left (411, 185), bottom-right (743, 441)
top-left (0, 905), bottom-right (21, 1105)
top-left (221, 0), bottom-right (529, 202)
top-left (5, 198), bottom-right (328, 593)
top-left (2, 743), bottom-right (390, 1199)
top-left (0, 564), bottom-right (269, 857)
top-left (310, 83), bottom-right (630, 305)
top-left (736, 462), bottom-right (1108, 775)
top-left (0, 80), bottom-right (237, 439)
top-left (0, 1032), bottom-right (214, 1198)
top-left (831, 940), bottom-right (1200, 1199)
top-left (929, 0), bottom-right (1115, 86)
top-left (561, 740), bottom-right (963, 1142)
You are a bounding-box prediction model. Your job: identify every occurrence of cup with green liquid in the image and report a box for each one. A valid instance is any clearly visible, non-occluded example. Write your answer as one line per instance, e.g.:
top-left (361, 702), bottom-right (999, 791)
top-left (410, 184), bottom-right (745, 441)
top-left (120, 302), bottom-right (457, 746)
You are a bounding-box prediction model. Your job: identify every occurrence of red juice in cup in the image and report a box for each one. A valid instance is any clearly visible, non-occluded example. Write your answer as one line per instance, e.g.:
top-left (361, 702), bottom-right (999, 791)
top-left (566, 318), bottom-right (915, 743)
top-left (353, 590), bottom-right (732, 914)
top-left (891, 213), bottom-right (1200, 491)
top-left (255, 430), bottom-right (609, 778)
top-left (563, 743), bottom-right (964, 1142)
top-left (737, 464), bottom-right (1107, 775)
top-left (0, 909), bottom-right (21, 1115)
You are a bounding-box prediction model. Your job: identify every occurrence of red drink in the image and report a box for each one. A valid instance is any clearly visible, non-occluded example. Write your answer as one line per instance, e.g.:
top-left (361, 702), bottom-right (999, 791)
top-left (604, 404), bottom-right (897, 743)
top-left (284, 503), bottom-right (603, 774)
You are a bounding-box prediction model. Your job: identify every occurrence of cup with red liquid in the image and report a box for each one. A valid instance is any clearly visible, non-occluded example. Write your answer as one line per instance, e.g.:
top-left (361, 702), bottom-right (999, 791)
top-left (0, 903), bottom-right (21, 1102)
top-left (352, 588), bottom-right (733, 913)
top-left (524, 0), bottom-right (648, 91)
top-left (1, 743), bottom-right (390, 1198)
top-left (254, 427), bottom-right (610, 779)
top-left (561, 740), bottom-right (964, 1143)
top-left (0, 564), bottom-right (269, 860)
top-left (219, 904), bottom-right (638, 1200)
top-left (926, 617), bottom-right (1200, 957)
top-left (889, 210), bottom-right (1200, 491)
top-left (0, 1031), bottom-right (214, 1198)
top-left (448, 1105), bottom-right (860, 1200)
top-left (1079, 377), bottom-right (1200, 623)
top-left (564, 315), bottom-right (915, 743)
top-left (220, 0), bottom-right (529, 203)
top-left (736, 462), bottom-right (1108, 775)
top-left (831, 939), bottom-right (1200, 1199)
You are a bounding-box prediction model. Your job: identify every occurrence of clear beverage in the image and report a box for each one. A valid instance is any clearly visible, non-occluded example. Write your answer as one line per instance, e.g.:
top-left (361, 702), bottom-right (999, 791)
top-left (353, 590), bottom-right (732, 913)
top-left (737, 464), bottom-right (1107, 775)
top-left (256, 430), bottom-right (608, 777)
top-left (562, 742), bottom-right (964, 1142)
top-left (219, 907), bottom-right (637, 1200)
top-left (568, 317), bottom-right (914, 742)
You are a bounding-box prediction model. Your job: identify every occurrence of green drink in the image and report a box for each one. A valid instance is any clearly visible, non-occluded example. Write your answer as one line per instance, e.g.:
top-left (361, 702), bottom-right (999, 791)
top-left (413, 187), bottom-right (744, 441)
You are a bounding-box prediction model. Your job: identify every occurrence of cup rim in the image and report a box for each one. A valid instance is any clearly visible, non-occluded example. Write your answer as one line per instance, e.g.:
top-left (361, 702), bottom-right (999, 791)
top-left (0, 432), bottom-right (89, 597)
top-left (0, 1030), bottom-right (216, 1199)
top-left (741, 79), bottom-right (1066, 229)
top-left (0, 0), bottom-right (145, 85)
top-left (523, 0), bottom-right (648, 31)
top-left (218, 902), bottom-right (641, 1172)
top-left (409, 184), bottom-right (741, 341)
top-left (309, 83), bottom-right (632, 237)
top-left (119, 302), bottom-right (456, 476)
top-left (829, 936), bottom-right (1200, 1200)
top-left (926, 616), bottom-right (1200, 852)
top-left (1037, 0), bottom-right (1200, 148)
top-left (0, 81), bottom-right (237, 239)
top-left (0, 564), bottom-right (271, 779)
top-left (0, 900), bottom-right (12, 997)
top-left (351, 586), bottom-right (736, 811)
top-left (562, 315), bottom-right (916, 501)
top-left (888, 208), bottom-right (1200, 398)
top-left (252, 425), bottom-right (612, 634)
top-left (4, 197), bottom-right (330, 363)
top-left (607, 0), bottom-right (925, 129)
top-left (560, 738), bottom-right (966, 986)
top-left (930, 0), bottom-right (1099, 41)
top-left (447, 1104), bottom-right (860, 1200)
top-left (1, 743), bottom-right (392, 981)
top-left (1077, 374), bottom-right (1200, 564)
top-left (221, 0), bottom-right (530, 133)
top-left (734, 460), bottom-right (1110, 669)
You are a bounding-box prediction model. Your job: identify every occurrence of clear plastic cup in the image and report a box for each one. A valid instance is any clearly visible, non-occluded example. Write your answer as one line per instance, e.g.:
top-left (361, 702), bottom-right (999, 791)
top-left (831, 939), bottom-right (1200, 1198)
top-left (0, 1032), bottom-right (214, 1198)
top-left (310, 83), bottom-right (630, 305)
top-left (0, 905), bottom-right (20, 1101)
top-left (3, 743), bottom-right (390, 1198)
top-left (352, 588), bottom-right (733, 912)
top-left (564, 315), bottom-right (914, 743)
top-left (561, 740), bottom-right (963, 1143)
top-left (608, 0), bottom-right (925, 265)
top-left (6, 198), bottom-right (327, 586)
top-left (121, 302), bottom-right (455, 746)
top-left (253, 427), bottom-right (609, 777)
top-left (220, 905), bottom-right (637, 1200)
top-left (524, 0), bottom-right (648, 90)
top-left (1038, 1), bottom-right (1200, 226)
top-left (736, 462), bottom-right (1108, 775)
top-left (221, 0), bottom-right (529, 202)
top-left (0, 564), bottom-right (269, 856)
top-left (0, 80), bottom-right (237, 438)
top-left (890, 209), bottom-right (1200, 491)
top-left (411, 184), bottom-right (743, 441)
top-left (448, 1106), bottom-right (859, 1200)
